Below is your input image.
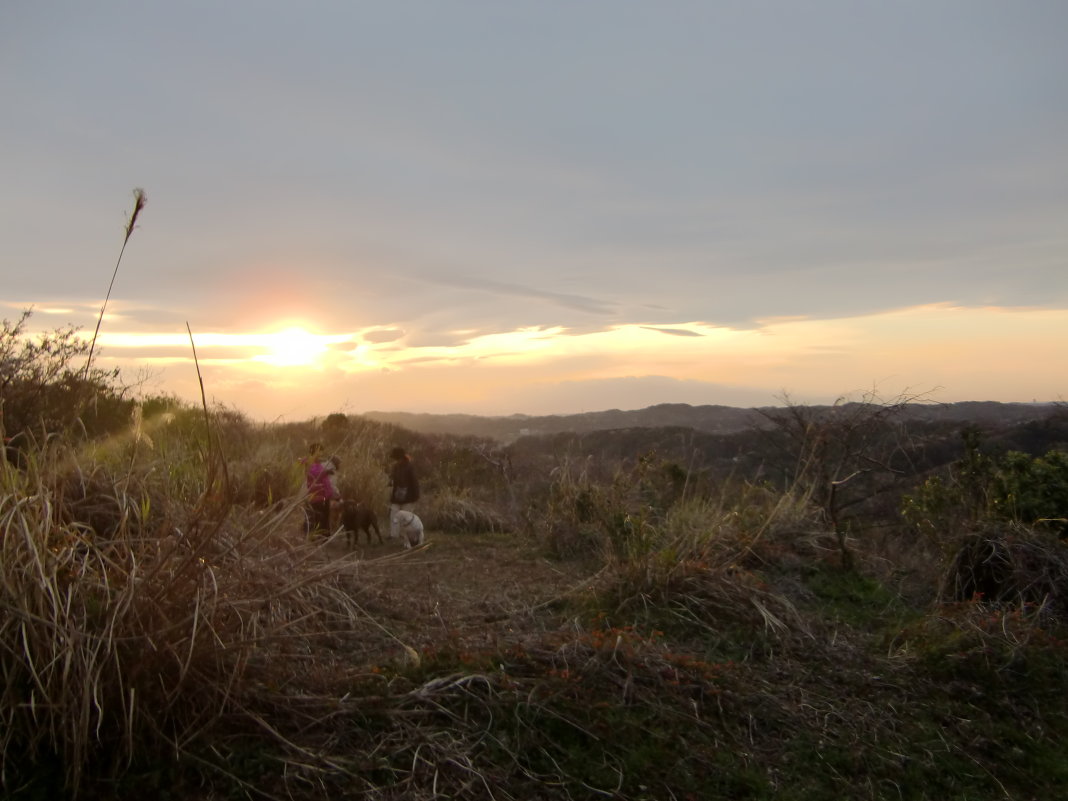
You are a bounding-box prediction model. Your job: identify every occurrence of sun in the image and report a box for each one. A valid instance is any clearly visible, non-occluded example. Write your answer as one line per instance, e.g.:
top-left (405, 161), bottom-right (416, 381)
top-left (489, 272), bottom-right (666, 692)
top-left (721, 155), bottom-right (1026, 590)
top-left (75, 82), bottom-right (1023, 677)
top-left (254, 326), bottom-right (329, 367)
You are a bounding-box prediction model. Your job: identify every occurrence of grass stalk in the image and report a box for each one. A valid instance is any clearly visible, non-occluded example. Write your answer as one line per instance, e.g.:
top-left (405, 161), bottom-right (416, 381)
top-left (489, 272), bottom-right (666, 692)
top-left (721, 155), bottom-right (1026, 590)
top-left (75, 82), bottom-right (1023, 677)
top-left (84, 188), bottom-right (146, 379)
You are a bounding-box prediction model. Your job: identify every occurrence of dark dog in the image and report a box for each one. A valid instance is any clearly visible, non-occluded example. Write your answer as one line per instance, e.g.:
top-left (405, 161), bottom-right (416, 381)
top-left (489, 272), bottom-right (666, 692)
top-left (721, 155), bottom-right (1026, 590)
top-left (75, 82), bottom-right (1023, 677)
top-left (339, 499), bottom-right (383, 546)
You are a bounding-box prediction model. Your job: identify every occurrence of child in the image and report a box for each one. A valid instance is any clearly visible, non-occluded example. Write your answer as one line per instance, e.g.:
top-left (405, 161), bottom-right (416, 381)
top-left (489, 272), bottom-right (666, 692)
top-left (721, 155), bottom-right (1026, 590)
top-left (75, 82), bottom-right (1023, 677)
top-left (300, 442), bottom-right (339, 536)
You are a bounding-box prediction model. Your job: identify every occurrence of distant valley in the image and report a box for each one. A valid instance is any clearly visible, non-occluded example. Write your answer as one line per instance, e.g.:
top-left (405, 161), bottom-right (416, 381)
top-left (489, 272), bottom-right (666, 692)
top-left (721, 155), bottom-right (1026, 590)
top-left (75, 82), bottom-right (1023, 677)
top-left (360, 400), bottom-right (1058, 442)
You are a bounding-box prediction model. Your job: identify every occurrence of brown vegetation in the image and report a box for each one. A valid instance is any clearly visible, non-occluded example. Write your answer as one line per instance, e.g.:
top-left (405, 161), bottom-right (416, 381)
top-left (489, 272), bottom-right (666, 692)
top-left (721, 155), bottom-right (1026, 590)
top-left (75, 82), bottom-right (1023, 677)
top-left (3, 334), bottom-right (1068, 798)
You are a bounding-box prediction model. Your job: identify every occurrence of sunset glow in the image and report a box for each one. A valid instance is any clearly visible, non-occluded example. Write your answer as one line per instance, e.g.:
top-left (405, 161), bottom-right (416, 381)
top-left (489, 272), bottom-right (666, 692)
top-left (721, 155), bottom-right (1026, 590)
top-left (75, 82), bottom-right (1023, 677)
top-left (68, 303), bottom-right (1066, 420)
top-left (252, 327), bottom-right (331, 368)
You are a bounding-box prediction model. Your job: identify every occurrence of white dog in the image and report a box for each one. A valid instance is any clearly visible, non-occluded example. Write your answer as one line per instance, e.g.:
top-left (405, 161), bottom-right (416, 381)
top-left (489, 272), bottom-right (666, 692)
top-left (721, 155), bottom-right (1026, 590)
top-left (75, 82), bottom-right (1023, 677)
top-left (392, 509), bottom-right (425, 549)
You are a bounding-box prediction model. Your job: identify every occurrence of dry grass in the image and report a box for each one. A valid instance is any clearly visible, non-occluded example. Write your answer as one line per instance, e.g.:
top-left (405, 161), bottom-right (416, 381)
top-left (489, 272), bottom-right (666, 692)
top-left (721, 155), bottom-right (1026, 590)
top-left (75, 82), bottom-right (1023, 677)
top-left (0, 443), bottom-right (396, 794)
top-left (4, 418), bottom-right (1068, 799)
top-left (423, 489), bottom-right (509, 533)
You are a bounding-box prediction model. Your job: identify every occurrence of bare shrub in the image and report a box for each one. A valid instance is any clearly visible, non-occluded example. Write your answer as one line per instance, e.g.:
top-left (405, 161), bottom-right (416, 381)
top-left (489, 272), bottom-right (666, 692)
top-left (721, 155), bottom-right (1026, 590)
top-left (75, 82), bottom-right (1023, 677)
top-left (756, 390), bottom-right (926, 567)
top-left (940, 523), bottom-right (1068, 614)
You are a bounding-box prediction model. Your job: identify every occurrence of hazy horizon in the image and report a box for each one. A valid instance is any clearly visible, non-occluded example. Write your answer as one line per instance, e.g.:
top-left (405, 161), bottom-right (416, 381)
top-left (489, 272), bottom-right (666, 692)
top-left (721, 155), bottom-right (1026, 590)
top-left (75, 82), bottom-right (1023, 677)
top-left (4, 2), bottom-right (1066, 421)
top-left (355, 396), bottom-right (1060, 423)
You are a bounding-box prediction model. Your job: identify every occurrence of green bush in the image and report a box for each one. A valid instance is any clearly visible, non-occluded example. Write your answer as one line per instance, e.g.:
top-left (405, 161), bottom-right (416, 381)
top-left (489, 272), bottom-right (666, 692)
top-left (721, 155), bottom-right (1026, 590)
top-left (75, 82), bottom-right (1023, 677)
top-left (993, 449), bottom-right (1068, 534)
top-left (904, 429), bottom-right (1068, 538)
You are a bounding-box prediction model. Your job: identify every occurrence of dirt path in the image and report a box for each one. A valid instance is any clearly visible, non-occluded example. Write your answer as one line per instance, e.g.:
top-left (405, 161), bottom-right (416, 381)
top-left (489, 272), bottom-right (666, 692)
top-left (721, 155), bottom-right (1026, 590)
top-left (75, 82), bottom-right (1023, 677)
top-left (322, 529), bottom-right (596, 663)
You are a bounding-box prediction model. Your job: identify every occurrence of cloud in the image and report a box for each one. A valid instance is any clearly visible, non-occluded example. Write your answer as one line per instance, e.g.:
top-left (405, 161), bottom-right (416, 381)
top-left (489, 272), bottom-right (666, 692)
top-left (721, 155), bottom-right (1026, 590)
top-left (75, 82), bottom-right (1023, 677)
top-left (360, 328), bottom-right (405, 344)
top-left (640, 326), bottom-right (704, 337)
top-left (401, 332), bottom-right (475, 349)
top-left (328, 341), bottom-right (360, 353)
top-left (424, 274), bottom-right (616, 316)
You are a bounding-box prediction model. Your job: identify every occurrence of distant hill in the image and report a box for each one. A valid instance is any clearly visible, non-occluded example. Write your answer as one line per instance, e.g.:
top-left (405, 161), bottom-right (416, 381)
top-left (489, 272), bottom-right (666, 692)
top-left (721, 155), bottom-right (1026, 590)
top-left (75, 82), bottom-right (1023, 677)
top-left (360, 401), bottom-right (1059, 442)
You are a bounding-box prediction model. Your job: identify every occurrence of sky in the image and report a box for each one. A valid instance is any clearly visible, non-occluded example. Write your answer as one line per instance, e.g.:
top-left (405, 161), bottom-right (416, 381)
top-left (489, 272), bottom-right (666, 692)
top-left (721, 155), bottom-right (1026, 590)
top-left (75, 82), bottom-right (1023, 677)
top-left (3, 1), bottom-right (1066, 421)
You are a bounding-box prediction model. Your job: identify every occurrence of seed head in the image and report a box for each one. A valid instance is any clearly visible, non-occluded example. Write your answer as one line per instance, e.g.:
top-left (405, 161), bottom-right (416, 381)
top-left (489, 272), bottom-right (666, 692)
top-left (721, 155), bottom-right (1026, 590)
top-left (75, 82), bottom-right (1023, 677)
top-left (124, 188), bottom-right (147, 243)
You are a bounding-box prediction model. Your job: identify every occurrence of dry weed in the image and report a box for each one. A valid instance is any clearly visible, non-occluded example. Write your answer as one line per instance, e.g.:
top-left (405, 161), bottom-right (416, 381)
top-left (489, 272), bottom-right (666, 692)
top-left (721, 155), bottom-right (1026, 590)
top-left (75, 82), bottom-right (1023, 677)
top-left (424, 489), bottom-right (509, 533)
top-left (0, 450), bottom-right (391, 795)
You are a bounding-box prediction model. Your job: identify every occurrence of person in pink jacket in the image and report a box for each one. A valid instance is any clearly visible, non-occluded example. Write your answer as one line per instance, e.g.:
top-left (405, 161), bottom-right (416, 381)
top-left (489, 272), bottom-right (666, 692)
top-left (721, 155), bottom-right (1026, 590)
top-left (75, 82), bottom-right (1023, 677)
top-left (300, 442), bottom-right (339, 536)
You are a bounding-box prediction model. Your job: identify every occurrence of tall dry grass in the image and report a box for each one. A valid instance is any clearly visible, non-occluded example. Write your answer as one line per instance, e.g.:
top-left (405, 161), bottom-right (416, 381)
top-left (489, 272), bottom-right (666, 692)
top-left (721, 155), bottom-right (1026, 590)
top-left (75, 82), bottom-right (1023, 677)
top-left (0, 429), bottom-right (391, 795)
top-left (526, 452), bottom-right (830, 650)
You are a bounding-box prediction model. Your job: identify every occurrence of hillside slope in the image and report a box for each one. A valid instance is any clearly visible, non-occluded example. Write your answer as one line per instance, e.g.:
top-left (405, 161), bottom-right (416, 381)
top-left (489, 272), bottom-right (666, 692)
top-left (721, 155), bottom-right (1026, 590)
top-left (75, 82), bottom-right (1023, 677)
top-left (362, 400), bottom-right (1057, 441)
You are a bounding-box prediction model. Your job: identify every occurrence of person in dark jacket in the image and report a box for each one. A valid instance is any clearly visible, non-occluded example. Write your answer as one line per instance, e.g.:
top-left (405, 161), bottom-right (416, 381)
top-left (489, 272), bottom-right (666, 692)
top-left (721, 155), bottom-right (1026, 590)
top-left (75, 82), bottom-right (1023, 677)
top-left (388, 446), bottom-right (420, 540)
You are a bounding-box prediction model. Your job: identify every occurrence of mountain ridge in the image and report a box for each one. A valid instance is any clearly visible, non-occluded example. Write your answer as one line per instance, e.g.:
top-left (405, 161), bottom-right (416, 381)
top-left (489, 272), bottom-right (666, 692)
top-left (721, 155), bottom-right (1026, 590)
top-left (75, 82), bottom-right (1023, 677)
top-left (360, 400), bottom-right (1057, 442)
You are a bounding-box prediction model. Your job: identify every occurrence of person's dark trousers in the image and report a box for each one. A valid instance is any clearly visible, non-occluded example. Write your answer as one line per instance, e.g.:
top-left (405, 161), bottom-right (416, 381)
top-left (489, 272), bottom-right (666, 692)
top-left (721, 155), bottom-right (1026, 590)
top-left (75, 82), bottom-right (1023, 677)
top-left (305, 500), bottom-right (331, 536)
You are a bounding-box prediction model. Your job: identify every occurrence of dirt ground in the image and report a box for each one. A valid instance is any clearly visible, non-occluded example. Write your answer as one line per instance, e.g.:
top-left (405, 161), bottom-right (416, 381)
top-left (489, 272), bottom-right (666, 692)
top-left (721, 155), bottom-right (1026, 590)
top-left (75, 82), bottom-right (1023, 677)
top-left (319, 527), bottom-right (598, 664)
